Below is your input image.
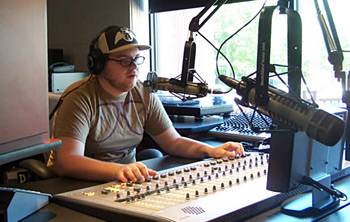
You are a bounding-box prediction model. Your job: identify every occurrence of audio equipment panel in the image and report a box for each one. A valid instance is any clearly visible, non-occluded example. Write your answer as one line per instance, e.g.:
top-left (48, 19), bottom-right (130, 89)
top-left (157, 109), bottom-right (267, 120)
top-left (208, 111), bottom-right (272, 142)
top-left (54, 153), bottom-right (286, 221)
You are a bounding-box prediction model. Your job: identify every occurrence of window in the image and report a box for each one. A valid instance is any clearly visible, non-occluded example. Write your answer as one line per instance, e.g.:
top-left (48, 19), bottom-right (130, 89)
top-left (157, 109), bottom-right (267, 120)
top-left (151, 0), bottom-right (349, 107)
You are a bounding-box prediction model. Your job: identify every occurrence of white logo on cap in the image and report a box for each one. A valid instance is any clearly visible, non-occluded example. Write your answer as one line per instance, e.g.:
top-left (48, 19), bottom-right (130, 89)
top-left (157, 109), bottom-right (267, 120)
top-left (114, 27), bottom-right (136, 45)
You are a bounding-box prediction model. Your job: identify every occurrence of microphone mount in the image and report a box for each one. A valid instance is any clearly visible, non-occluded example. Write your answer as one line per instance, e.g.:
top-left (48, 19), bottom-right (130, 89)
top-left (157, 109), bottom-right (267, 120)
top-left (181, 0), bottom-right (229, 86)
top-left (313, 0), bottom-right (350, 160)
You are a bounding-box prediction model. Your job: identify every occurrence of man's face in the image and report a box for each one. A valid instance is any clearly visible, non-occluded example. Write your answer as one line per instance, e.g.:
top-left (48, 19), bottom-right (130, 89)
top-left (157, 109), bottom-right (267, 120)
top-left (99, 47), bottom-right (141, 95)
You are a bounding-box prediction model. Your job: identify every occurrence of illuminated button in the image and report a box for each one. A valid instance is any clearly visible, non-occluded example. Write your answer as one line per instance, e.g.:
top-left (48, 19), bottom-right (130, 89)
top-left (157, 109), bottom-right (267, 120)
top-left (83, 191), bottom-right (94, 196)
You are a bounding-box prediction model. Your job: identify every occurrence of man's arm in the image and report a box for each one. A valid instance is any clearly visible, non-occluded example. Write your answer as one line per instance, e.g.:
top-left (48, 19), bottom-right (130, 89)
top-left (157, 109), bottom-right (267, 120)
top-left (52, 137), bottom-right (156, 182)
top-left (152, 127), bottom-right (244, 159)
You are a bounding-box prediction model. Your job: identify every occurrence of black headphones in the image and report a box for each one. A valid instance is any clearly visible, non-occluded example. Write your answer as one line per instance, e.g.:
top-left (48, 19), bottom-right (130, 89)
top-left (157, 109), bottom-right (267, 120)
top-left (87, 25), bottom-right (119, 74)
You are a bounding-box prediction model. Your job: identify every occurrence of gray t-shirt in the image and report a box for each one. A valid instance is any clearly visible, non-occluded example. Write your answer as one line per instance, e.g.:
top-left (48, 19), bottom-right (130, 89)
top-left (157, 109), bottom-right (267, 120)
top-left (47, 75), bottom-right (172, 169)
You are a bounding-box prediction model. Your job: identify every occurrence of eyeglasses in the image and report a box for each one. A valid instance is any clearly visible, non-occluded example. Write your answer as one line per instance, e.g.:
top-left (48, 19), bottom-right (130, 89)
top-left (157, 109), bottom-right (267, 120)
top-left (107, 56), bottom-right (145, 67)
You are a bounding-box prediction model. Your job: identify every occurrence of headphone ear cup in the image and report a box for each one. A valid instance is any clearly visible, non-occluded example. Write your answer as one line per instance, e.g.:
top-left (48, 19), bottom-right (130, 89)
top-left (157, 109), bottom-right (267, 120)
top-left (87, 48), bottom-right (105, 74)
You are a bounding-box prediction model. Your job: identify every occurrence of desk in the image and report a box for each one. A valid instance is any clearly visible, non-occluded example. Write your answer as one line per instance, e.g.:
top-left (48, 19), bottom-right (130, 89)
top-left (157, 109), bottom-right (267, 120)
top-left (11, 156), bottom-right (350, 222)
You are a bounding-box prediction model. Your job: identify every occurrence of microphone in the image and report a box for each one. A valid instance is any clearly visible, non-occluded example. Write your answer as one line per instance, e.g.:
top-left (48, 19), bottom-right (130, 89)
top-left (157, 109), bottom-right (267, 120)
top-left (219, 74), bottom-right (345, 146)
top-left (144, 71), bottom-right (224, 101)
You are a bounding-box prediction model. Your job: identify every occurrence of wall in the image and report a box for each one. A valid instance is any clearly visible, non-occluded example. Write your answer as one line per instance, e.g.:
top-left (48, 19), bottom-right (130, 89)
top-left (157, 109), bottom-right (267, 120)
top-left (47, 0), bottom-right (150, 78)
top-left (0, 0), bottom-right (49, 154)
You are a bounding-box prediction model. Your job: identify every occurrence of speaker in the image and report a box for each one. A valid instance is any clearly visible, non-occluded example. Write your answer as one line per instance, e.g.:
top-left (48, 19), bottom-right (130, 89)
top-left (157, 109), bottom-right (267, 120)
top-left (87, 25), bottom-right (118, 74)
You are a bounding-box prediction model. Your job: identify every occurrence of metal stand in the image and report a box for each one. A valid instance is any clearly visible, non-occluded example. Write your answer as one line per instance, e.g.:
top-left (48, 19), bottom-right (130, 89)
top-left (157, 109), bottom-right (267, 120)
top-left (314, 0), bottom-right (349, 160)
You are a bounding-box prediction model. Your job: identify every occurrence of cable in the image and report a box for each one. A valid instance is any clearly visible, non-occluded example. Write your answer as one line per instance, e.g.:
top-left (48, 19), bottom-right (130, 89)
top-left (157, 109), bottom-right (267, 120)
top-left (215, 0), bottom-right (267, 79)
top-left (301, 176), bottom-right (348, 201)
top-left (197, 31), bottom-right (235, 78)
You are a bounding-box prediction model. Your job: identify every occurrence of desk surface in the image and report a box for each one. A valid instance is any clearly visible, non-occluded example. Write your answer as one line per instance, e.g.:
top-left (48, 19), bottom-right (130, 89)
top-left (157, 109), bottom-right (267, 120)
top-left (11, 155), bottom-right (350, 222)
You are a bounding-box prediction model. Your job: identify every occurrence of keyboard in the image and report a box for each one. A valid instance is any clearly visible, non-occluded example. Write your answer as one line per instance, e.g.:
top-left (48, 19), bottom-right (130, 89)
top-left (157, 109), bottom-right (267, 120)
top-left (208, 111), bottom-right (273, 143)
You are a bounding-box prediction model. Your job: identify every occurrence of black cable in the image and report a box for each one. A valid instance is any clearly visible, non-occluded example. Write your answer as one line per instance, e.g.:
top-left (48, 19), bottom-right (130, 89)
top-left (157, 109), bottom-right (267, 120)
top-left (197, 31), bottom-right (235, 78)
top-left (215, 0), bottom-right (267, 79)
top-left (301, 176), bottom-right (347, 201)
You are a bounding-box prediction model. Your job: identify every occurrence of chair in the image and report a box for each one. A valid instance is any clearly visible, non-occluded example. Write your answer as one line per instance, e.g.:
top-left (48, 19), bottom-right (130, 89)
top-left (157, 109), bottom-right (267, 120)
top-left (18, 93), bottom-right (61, 180)
top-left (19, 92), bottom-right (163, 180)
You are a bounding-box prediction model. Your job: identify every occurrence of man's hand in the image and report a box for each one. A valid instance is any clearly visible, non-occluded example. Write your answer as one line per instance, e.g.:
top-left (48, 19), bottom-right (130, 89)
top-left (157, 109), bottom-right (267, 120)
top-left (206, 142), bottom-right (245, 158)
top-left (115, 162), bottom-right (157, 183)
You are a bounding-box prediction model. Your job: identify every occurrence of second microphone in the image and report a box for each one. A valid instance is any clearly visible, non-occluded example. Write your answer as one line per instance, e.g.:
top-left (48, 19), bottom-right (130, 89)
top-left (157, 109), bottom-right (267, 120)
top-left (144, 71), bottom-right (224, 101)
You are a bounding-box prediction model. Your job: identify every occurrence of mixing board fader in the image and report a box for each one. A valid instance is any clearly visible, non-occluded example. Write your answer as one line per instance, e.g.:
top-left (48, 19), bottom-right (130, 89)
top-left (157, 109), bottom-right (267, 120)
top-left (55, 153), bottom-right (278, 221)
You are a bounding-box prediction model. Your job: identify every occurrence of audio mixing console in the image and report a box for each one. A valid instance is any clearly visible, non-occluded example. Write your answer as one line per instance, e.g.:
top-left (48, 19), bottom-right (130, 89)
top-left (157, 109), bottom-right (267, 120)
top-left (54, 153), bottom-right (283, 221)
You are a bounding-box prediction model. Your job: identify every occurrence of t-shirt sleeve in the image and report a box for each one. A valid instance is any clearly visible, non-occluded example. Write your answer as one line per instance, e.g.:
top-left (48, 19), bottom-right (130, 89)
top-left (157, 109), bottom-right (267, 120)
top-left (144, 93), bottom-right (173, 136)
top-left (53, 95), bottom-right (91, 143)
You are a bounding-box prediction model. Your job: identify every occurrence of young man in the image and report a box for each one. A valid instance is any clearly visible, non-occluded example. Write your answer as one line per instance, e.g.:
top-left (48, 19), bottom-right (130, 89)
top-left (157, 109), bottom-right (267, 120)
top-left (47, 26), bottom-right (244, 182)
